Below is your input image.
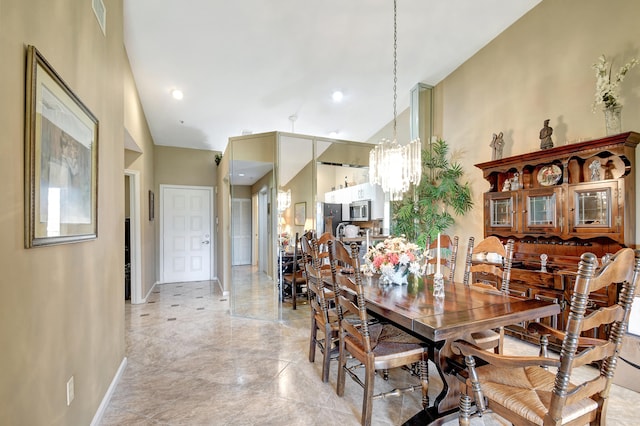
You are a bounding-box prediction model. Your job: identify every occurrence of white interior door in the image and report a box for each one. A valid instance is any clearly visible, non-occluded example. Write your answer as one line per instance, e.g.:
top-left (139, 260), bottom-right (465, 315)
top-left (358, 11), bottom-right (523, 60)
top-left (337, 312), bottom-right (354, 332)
top-left (232, 198), bottom-right (252, 265)
top-left (161, 185), bottom-right (212, 283)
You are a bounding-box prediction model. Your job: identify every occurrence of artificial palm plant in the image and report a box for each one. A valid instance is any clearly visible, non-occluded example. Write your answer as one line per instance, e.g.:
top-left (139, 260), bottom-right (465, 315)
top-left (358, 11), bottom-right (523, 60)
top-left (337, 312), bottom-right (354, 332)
top-left (392, 138), bottom-right (473, 248)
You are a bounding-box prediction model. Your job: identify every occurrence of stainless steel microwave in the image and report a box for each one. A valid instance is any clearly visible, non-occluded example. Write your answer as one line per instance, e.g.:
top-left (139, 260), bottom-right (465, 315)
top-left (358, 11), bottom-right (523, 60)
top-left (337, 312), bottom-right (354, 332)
top-left (349, 200), bottom-right (370, 222)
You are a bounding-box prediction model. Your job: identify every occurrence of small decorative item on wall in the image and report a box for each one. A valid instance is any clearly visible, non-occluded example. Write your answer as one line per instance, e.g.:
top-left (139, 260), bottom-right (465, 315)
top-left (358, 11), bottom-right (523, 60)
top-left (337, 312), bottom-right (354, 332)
top-left (294, 202), bottom-right (306, 226)
top-left (24, 46), bottom-right (99, 247)
top-left (149, 190), bottom-right (155, 221)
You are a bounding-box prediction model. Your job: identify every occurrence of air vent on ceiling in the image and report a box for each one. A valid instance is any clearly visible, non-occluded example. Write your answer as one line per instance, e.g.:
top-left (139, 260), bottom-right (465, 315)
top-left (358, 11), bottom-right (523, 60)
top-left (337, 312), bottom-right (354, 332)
top-left (92, 0), bottom-right (106, 36)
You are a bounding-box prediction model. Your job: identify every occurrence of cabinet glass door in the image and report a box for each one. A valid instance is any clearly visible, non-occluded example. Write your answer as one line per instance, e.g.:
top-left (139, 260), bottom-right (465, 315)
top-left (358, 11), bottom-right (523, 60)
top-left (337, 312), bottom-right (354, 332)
top-left (485, 193), bottom-right (517, 233)
top-left (523, 188), bottom-right (562, 234)
top-left (574, 188), bottom-right (610, 226)
top-left (491, 197), bottom-right (512, 226)
top-left (568, 181), bottom-right (619, 236)
top-left (528, 193), bottom-right (556, 226)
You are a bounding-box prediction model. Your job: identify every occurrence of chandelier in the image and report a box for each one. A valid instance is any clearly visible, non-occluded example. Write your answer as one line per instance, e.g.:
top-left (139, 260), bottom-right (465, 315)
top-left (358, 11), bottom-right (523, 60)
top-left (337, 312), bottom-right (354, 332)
top-left (369, 0), bottom-right (422, 201)
top-left (277, 189), bottom-right (291, 212)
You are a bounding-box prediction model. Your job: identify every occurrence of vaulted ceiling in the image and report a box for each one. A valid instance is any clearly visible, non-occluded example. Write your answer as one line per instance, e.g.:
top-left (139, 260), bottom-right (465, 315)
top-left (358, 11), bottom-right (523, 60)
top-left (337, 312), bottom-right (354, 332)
top-left (123, 0), bottom-right (541, 153)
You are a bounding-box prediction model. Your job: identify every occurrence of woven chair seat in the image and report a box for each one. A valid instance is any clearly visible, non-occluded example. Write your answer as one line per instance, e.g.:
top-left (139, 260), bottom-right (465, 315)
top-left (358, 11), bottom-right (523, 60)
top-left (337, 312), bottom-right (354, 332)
top-left (470, 365), bottom-right (597, 425)
top-left (345, 323), bottom-right (425, 359)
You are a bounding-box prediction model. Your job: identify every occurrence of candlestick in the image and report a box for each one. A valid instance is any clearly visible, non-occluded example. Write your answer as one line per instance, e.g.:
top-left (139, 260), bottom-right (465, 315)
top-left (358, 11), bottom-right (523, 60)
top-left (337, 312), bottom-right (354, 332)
top-left (436, 232), bottom-right (441, 275)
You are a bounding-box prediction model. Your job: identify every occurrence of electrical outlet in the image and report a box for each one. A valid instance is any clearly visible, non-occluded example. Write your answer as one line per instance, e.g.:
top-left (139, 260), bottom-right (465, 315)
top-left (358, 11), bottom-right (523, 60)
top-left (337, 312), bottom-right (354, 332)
top-left (66, 376), bottom-right (74, 406)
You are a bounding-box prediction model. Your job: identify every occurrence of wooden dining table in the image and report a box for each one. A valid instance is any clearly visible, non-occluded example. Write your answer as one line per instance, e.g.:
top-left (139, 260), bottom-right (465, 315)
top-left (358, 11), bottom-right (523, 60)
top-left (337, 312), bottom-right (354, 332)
top-left (356, 274), bottom-right (561, 425)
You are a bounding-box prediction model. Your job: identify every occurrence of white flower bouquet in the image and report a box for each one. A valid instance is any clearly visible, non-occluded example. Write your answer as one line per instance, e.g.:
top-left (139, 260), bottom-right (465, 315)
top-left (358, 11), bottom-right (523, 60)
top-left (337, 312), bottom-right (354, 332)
top-left (592, 54), bottom-right (638, 111)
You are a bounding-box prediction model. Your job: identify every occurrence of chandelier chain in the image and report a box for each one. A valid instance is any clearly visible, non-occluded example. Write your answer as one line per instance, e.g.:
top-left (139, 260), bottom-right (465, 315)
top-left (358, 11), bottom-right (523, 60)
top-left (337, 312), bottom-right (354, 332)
top-left (369, 0), bottom-right (421, 202)
top-left (393, 0), bottom-right (398, 140)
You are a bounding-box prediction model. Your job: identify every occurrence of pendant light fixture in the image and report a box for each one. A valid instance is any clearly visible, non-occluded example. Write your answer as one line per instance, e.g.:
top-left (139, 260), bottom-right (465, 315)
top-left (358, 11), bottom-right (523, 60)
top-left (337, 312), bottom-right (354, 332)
top-left (369, 0), bottom-right (422, 201)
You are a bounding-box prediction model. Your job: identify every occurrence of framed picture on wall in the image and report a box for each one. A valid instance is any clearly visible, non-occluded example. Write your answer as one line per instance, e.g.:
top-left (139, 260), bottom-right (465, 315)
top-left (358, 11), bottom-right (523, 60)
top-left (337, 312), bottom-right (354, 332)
top-left (149, 190), bottom-right (155, 221)
top-left (24, 45), bottom-right (99, 247)
top-left (294, 202), bottom-right (306, 226)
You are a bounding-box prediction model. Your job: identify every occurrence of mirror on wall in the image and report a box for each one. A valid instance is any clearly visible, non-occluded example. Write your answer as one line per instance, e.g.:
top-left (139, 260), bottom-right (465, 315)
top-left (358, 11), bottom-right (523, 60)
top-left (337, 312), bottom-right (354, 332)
top-left (228, 133), bottom-right (278, 320)
top-left (277, 135), bottom-right (314, 307)
top-left (315, 139), bottom-right (384, 238)
top-left (227, 131), bottom-right (378, 320)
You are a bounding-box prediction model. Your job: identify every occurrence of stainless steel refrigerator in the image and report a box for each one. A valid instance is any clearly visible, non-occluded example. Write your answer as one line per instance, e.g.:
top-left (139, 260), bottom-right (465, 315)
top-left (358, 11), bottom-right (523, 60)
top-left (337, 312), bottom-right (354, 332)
top-left (317, 202), bottom-right (343, 236)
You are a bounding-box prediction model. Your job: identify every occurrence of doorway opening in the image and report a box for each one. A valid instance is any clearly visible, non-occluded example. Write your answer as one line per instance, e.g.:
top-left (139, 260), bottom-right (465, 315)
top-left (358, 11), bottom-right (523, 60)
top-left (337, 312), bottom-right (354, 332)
top-left (124, 169), bottom-right (143, 304)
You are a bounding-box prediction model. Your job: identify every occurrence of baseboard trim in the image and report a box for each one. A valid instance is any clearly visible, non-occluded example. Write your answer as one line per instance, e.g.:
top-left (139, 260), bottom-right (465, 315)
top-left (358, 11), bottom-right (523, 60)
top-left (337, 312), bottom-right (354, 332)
top-left (142, 281), bottom-right (158, 303)
top-left (90, 356), bottom-right (127, 426)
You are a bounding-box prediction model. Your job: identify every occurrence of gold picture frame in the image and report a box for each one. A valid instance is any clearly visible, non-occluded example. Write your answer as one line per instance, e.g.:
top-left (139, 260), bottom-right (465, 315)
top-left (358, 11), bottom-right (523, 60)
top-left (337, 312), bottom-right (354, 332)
top-left (294, 202), bottom-right (306, 226)
top-left (25, 45), bottom-right (99, 247)
top-left (149, 190), bottom-right (155, 221)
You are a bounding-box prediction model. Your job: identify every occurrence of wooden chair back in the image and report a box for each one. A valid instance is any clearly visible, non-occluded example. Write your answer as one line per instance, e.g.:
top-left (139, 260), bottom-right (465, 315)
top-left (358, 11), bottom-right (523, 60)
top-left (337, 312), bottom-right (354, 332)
top-left (328, 240), bottom-right (372, 353)
top-left (543, 248), bottom-right (639, 423)
top-left (304, 235), bottom-right (330, 320)
top-left (454, 248), bottom-right (640, 426)
top-left (463, 236), bottom-right (514, 293)
top-left (425, 234), bottom-right (459, 282)
top-left (283, 232), bottom-right (308, 309)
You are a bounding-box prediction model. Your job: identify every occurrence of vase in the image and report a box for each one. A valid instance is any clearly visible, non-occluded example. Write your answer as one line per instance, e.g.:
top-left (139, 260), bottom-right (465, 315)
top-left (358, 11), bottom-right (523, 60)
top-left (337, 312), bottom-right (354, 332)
top-left (381, 266), bottom-right (408, 285)
top-left (604, 105), bottom-right (622, 136)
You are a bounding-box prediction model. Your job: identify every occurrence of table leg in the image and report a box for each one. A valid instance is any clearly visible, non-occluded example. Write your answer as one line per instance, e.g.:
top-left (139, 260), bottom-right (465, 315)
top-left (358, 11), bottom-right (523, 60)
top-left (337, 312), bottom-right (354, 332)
top-left (402, 341), bottom-right (466, 425)
top-left (431, 340), bottom-right (466, 414)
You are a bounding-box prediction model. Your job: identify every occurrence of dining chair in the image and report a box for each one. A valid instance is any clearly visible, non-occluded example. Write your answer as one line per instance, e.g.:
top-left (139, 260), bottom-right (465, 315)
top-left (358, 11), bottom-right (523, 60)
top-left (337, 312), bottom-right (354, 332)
top-left (452, 247), bottom-right (640, 426)
top-left (306, 232), bottom-right (341, 382)
top-left (329, 239), bottom-right (429, 426)
top-left (424, 234), bottom-right (459, 282)
top-left (282, 232), bottom-right (308, 310)
top-left (462, 236), bottom-right (515, 353)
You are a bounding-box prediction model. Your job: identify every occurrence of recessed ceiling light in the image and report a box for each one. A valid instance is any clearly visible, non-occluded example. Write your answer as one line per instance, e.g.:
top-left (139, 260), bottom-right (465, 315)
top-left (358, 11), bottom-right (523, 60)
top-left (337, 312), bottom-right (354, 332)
top-left (332, 90), bottom-right (344, 102)
top-left (238, 173), bottom-right (245, 177)
top-left (171, 89), bottom-right (183, 100)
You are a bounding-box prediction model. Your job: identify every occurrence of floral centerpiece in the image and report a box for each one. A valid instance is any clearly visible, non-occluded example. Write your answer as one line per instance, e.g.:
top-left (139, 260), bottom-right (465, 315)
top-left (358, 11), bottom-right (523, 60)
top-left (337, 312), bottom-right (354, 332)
top-left (361, 236), bottom-right (424, 285)
top-left (592, 54), bottom-right (638, 111)
top-left (279, 232), bottom-right (291, 251)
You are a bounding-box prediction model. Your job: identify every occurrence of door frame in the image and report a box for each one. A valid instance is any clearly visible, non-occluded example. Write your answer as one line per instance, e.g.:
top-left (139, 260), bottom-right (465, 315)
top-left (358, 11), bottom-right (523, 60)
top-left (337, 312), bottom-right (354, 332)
top-left (258, 187), bottom-right (269, 274)
top-left (124, 169), bottom-right (143, 304)
top-left (159, 184), bottom-right (214, 283)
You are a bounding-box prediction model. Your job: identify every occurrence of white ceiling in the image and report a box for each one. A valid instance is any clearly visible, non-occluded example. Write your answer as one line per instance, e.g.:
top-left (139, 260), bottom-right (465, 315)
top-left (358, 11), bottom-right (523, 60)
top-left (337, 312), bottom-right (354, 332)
top-left (123, 0), bottom-right (541, 154)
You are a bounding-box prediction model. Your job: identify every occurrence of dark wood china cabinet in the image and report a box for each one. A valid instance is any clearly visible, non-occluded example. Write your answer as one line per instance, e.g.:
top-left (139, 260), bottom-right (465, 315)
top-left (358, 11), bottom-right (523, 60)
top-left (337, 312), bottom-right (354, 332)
top-left (475, 132), bottom-right (639, 349)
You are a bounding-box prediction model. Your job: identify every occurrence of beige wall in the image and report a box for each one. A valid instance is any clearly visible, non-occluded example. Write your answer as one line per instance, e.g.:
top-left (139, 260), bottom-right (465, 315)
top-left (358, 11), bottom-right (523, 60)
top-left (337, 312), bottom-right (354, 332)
top-left (434, 0), bottom-right (640, 270)
top-left (284, 161), bottom-right (314, 235)
top-left (124, 51), bottom-right (157, 300)
top-left (154, 146), bottom-right (217, 189)
top-left (0, 0), bottom-right (128, 424)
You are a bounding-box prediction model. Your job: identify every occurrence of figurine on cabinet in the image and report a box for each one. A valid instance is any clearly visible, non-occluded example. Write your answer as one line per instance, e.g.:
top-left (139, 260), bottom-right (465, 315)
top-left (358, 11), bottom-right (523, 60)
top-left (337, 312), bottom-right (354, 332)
top-left (502, 178), bottom-right (511, 192)
top-left (539, 119), bottom-right (554, 149)
top-left (511, 172), bottom-right (520, 190)
top-left (490, 131), bottom-right (505, 160)
top-left (589, 159), bottom-right (601, 181)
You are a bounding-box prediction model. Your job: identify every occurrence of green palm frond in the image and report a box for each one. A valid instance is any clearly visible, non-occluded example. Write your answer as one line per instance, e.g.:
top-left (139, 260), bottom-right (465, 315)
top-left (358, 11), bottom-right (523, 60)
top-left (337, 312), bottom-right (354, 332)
top-left (391, 138), bottom-right (473, 247)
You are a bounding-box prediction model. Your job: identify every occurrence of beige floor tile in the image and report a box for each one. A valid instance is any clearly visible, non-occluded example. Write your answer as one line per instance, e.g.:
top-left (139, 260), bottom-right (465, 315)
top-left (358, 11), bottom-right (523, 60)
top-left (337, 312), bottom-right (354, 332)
top-left (99, 270), bottom-right (640, 426)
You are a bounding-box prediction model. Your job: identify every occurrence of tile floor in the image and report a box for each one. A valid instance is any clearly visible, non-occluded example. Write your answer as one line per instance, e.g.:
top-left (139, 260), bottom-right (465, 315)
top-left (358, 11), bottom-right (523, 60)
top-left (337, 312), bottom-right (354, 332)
top-left (99, 268), bottom-right (640, 425)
